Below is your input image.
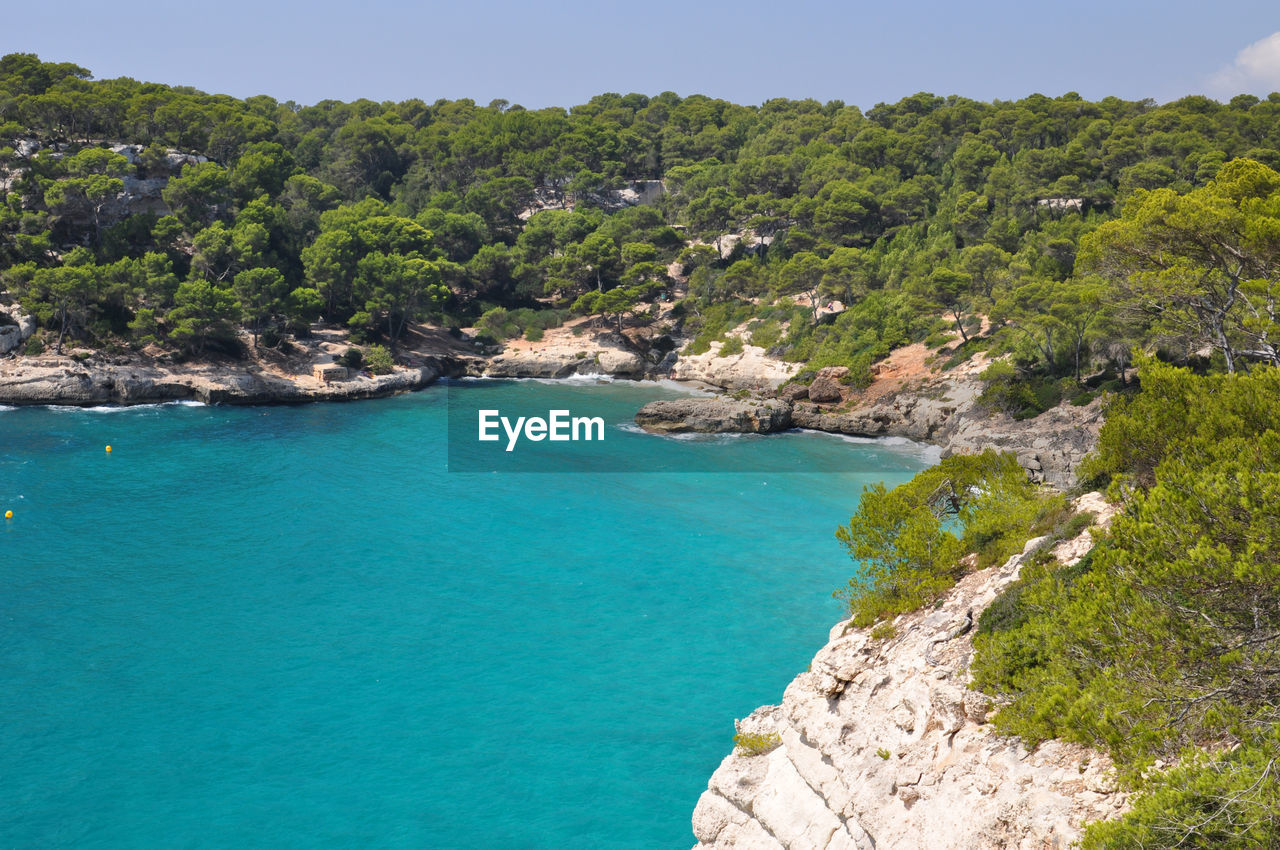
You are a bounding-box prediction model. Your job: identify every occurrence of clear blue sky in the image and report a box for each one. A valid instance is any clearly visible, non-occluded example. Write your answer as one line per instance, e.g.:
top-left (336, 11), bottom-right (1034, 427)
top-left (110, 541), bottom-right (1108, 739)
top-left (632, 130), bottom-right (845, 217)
top-left (5, 0), bottom-right (1280, 109)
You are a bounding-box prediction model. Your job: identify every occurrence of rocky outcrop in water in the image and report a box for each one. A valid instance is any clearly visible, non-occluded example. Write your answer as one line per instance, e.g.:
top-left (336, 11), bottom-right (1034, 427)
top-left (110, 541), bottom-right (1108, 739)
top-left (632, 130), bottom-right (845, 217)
top-left (632, 384), bottom-right (1101, 488)
top-left (649, 344), bottom-right (1104, 488)
top-left (635, 397), bottom-right (793, 434)
top-left (789, 393), bottom-right (1103, 491)
top-left (692, 497), bottom-right (1126, 850)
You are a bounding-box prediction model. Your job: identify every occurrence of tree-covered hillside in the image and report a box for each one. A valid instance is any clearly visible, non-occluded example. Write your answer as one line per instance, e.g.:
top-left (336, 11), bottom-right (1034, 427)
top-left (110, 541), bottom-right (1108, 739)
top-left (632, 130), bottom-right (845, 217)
top-left (2, 52), bottom-right (1279, 391)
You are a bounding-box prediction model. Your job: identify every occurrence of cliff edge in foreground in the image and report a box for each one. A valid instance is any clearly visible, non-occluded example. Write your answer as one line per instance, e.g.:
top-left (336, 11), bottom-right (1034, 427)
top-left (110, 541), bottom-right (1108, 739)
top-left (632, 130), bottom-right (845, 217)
top-left (693, 495), bottom-right (1125, 850)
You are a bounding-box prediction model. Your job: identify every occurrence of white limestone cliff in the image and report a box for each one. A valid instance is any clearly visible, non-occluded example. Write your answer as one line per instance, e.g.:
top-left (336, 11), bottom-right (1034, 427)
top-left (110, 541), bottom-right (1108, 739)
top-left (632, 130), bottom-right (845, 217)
top-left (692, 495), bottom-right (1126, 850)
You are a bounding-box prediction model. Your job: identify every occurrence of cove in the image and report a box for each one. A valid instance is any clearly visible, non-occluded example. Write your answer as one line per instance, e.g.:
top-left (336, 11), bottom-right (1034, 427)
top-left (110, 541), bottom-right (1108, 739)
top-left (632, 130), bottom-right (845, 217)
top-left (0, 380), bottom-right (932, 848)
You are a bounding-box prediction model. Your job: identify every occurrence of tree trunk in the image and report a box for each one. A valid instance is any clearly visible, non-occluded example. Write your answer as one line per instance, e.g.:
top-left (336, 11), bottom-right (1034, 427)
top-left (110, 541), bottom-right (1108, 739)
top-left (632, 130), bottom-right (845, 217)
top-left (55, 297), bottom-right (69, 354)
top-left (951, 306), bottom-right (969, 343)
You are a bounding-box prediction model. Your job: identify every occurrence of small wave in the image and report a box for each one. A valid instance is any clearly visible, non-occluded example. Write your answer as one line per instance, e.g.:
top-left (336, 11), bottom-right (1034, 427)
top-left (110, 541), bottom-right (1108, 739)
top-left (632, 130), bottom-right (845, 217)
top-left (45, 399), bottom-right (206, 414)
top-left (615, 421), bottom-right (753, 442)
top-left (447, 374), bottom-right (619, 386)
top-left (796, 429), bottom-right (944, 463)
top-left (667, 431), bottom-right (752, 443)
top-left (0, 405), bottom-right (15, 413)
top-left (528, 373), bottom-right (617, 385)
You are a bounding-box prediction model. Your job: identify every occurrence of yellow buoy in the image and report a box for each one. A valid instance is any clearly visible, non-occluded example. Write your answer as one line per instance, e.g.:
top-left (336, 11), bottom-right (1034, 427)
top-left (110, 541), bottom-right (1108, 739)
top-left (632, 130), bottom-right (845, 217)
top-left (4, 510), bottom-right (11, 519)
top-left (105, 445), bottom-right (112, 453)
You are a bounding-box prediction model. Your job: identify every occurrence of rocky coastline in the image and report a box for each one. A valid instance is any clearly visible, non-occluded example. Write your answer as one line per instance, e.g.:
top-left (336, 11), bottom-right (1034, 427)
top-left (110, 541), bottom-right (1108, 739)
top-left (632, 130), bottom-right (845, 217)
top-left (635, 348), bottom-right (1103, 489)
top-left (692, 495), bottom-right (1127, 850)
top-left (1, 318), bottom-right (1102, 487)
top-left (0, 355), bottom-right (470, 406)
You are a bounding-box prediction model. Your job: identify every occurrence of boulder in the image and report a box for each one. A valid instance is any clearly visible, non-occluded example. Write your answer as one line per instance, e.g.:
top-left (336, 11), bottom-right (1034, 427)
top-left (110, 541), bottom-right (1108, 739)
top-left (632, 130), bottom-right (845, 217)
top-left (807, 366), bottom-right (849, 403)
top-left (777, 383), bottom-right (809, 402)
top-left (0, 305), bottom-right (36, 354)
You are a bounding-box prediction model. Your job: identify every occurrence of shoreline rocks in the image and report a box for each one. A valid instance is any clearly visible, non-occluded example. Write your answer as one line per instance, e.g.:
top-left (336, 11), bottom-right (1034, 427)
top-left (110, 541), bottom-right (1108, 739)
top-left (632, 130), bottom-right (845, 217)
top-left (631, 387), bottom-right (1102, 489)
top-left (0, 327), bottom-right (1103, 490)
top-left (0, 356), bottom-right (469, 407)
top-left (635, 397), bottom-right (793, 434)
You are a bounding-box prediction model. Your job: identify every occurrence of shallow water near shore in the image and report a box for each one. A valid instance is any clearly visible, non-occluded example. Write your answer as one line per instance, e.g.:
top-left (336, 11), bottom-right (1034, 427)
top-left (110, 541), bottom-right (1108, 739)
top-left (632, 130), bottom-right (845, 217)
top-left (1, 381), bottom-right (929, 849)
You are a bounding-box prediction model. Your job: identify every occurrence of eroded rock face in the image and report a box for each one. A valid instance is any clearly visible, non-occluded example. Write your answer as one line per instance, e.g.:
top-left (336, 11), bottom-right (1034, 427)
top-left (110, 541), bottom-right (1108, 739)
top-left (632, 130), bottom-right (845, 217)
top-left (0, 305), bottom-right (36, 354)
top-left (671, 342), bottom-right (800, 391)
top-left (0, 358), bottom-right (458, 406)
top-left (635, 397), bottom-right (793, 434)
top-left (692, 507), bottom-right (1126, 849)
top-left (483, 333), bottom-right (648, 379)
top-left (789, 375), bottom-right (1102, 490)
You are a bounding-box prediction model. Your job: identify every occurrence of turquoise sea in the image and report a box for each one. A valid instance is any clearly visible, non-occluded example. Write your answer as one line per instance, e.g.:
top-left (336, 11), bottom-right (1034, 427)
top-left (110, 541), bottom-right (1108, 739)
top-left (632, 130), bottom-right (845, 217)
top-left (0, 380), bottom-right (932, 849)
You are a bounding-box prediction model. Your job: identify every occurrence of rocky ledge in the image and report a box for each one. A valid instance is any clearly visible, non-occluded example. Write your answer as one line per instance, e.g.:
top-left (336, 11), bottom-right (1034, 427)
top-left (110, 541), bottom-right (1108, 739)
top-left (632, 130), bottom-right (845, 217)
top-left (670, 341), bottom-right (801, 391)
top-left (635, 397), bottom-right (793, 434)
top-left (481, 329), bottom-right (659, 379)
top-left (0, 357), bottom-right (467, 406)
top-left (693, 494), bottom-right (1126, 850)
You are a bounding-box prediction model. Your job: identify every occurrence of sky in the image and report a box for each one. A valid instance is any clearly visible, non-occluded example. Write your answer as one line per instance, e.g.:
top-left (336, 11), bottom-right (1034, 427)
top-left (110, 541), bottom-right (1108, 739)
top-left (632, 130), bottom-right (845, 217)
top-left (5, 0), bottom-right (1280, 109)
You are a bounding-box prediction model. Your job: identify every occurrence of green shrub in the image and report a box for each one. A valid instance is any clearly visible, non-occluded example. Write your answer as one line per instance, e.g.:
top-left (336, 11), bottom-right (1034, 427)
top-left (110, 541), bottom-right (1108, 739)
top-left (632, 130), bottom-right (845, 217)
top-left (1058, 511), bottom-right (1095, 540)
top-left (963, 472), bottom-right (1065, 568)
top-left (524, 326), bottom-right (544, 342)
top-left (1081, 724), bottom-right (1280, 849)
top-left (977, 360), bottom-right (1069, 419)
top-left (941, 335), bottom-right (990, 371)
top-left (924, 331), bottom-right (953, 349)
top-left (719, 335), bottom-right (744, 356)
top-left (972, 362), bottom-right (1280, 806)
top-left (870, 622), bottom-right (898, 641)
top-left (23, 335), bottom-right (43, 356)
top-left (1069, 388), bottom-right (1097, 406)
top-left (476, 306), bottom-right (519, 340)
top-left (748, 318), bottom-right (783, 349)
top-left (975, 554), bottom-right (1092, 639)
top-left (365, 344), bottom-right (394, 375)
top-left (338, 347), bottom-right (363, 369)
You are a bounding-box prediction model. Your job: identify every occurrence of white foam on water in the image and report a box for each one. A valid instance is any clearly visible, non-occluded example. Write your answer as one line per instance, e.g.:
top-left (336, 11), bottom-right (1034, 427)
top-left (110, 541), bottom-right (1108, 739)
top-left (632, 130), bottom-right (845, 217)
top-left (619, 425), bottom-right (753, 443)
top-left (44, 399), bottom-right (207, 414)
top-left (796, 428), bottom-right (944, 463)
top-left (528, 373), bottom-right (616, 385)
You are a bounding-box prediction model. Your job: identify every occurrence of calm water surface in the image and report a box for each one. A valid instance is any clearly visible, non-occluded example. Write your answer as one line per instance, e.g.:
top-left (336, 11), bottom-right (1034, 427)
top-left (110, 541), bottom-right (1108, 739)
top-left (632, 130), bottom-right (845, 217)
top-left (0, 381), bottom-right (932, 848)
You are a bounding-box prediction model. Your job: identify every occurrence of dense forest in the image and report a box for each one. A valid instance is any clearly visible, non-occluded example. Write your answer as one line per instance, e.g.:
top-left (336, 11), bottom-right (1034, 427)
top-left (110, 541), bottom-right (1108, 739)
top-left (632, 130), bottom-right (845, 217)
top-left (3, 53), bottom-right (1280, 844)
top-left (2, 52), bottom-right (1279, 401)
